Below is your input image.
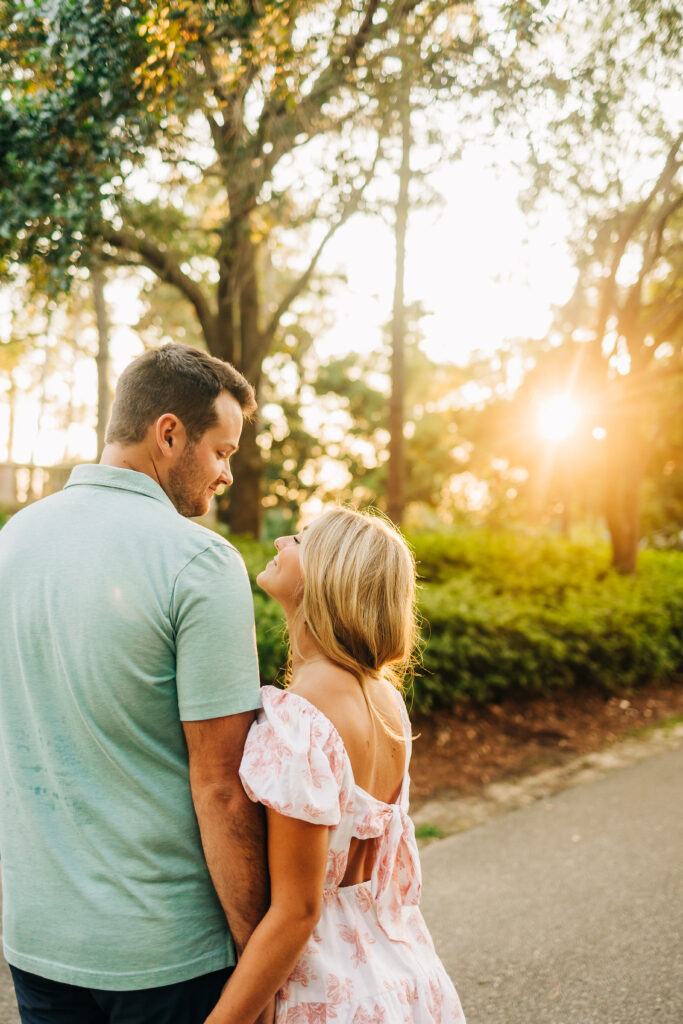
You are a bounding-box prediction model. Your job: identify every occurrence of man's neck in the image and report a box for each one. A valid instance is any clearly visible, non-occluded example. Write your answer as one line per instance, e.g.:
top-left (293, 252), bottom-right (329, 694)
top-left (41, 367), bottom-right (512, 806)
top-left (100, 443), bottom-right (163, 489)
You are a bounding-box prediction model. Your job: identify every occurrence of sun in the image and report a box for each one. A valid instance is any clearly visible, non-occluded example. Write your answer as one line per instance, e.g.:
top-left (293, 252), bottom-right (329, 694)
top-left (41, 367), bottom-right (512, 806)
top-left (538, 395), bottom-right (581, 441)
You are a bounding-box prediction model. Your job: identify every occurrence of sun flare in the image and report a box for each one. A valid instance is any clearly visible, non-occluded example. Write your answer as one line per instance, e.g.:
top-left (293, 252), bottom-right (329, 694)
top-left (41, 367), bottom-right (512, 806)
top-left (538, 396), bottom-right (581, 441)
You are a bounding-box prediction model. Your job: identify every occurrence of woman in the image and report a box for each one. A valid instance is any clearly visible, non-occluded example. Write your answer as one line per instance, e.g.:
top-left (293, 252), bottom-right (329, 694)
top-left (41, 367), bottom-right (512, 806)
top-left (206, 507), bottom-right (465, 1024)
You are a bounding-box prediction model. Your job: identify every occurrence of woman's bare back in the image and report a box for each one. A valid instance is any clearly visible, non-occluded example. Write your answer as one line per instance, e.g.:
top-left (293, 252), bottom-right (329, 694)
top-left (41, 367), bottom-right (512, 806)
top-left (289, 661), bottom-right (407, 885)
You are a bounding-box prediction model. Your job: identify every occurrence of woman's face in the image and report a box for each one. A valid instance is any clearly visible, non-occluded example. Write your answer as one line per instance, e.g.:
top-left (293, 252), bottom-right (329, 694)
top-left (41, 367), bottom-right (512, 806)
top-left (256, 531), bottom-right (304, 610)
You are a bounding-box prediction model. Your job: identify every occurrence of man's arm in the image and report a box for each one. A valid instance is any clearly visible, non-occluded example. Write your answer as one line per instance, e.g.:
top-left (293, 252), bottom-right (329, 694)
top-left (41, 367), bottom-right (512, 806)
top-left (183, 711), bottom-right (269, 956)
top-left (204, 807), bottom-right (329, 1024)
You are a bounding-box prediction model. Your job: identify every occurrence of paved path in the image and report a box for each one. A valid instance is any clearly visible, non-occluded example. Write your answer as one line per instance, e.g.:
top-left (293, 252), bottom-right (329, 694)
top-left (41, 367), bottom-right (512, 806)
top-left (0, 942), bottom-right (15, 1024)
top-left (421, 743), bottom-right (683, 1024)
top-left (2, 744), bottom-right (681, 1024)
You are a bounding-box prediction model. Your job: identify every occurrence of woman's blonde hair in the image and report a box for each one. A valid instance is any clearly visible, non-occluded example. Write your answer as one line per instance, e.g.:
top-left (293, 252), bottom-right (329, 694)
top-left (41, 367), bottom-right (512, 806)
top-left (291, 507), bottom-right (418, 719)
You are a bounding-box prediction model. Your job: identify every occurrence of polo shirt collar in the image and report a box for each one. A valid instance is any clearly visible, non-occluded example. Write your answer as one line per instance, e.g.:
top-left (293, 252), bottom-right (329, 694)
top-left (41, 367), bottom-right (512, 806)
top-left (64, 464), bottom-right (177, 512)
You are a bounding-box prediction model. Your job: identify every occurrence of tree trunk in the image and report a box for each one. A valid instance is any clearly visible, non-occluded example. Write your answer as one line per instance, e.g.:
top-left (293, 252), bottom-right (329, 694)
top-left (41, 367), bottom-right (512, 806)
top-left (61, 372), bottom-right (77, 463)
top-left (6, 374), bottom-right (16, 462)
top-left (211, 234), bottom-right (265, 537)
top-left (30, 345), bottom-right (51, 466)
top-left (92, 265), bottom-right (111, 459)
top-left (223, 412), bottom-right (263, 536)
top-left (604, 411), bottom-right (644, 573)
top-left (387, 68), bottom-right (411, 526)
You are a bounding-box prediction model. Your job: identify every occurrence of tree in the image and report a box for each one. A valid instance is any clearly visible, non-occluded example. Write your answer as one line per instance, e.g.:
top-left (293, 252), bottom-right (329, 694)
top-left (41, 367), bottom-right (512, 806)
top-left (565, 161), bottom-right (682, 571)
top-left (1, 0), bottom-right (496, 534)
top-left (0, 277), bottom-right (107, 466)
top-left (496, 0), bottom-right (683, 570)
top-left (386, 30), bottom-right (411, 526)
top-left (252, 301), bottom-right (466, 528)
top-left (0, 336), bottom-right (28, 463)
top-left (91, 265), bottom-right (112, 458)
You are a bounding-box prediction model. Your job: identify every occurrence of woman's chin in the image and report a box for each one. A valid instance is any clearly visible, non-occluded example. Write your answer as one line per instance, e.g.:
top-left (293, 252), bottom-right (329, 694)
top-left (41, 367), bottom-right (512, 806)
top-left (256, 569), bottom-right (277, 600)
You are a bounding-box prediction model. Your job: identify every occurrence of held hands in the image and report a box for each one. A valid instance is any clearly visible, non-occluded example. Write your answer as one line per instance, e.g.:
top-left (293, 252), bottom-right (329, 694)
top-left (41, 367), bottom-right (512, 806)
top-left (203, 994), bottom-right (275, 1024)
top-left (255, 998), bottom-right (276, 1024)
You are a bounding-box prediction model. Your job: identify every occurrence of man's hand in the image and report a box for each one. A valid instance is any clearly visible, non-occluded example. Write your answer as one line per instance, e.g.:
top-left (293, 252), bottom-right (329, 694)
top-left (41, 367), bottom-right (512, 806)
top-left (253, 998), bottom-right (276, 1024)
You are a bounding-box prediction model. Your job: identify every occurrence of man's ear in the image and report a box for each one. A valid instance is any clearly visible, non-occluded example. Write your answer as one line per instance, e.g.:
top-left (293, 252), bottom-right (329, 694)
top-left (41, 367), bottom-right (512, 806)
top-left (154, 413), bottom-right (183, 456)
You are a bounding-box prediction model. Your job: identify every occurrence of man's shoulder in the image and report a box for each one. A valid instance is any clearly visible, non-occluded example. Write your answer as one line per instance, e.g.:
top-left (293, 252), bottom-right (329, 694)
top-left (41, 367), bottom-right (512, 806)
top-left (179, 519), bottom-right (241, 559)
top-left (0, 491), bottom-right (66, 541)
top-left (170, 520), bottom-right (249, 587)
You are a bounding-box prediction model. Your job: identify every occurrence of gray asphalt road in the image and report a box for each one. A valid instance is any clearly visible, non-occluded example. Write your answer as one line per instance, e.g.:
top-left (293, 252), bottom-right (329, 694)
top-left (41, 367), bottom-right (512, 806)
top-left (1, 745), bottom-right (681, 1024)
top-left (0, 944), bottom-right (15, 1024)
top-left (421, 743), bottom-right (683, 1024)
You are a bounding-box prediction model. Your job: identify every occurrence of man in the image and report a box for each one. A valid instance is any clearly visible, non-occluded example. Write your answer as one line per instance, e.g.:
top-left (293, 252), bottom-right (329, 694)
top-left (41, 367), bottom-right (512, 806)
top-left (0, 344), bottom-right (269, 1023)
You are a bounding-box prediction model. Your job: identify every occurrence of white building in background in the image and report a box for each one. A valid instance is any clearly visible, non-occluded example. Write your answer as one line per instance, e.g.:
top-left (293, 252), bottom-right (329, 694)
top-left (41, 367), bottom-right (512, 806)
top-left (0, 463), bottom-right (74, 512)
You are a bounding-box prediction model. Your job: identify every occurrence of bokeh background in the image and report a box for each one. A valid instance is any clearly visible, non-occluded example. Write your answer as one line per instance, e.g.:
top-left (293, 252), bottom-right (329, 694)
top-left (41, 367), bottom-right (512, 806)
top-left (1, 0), bottom-right (681, 707)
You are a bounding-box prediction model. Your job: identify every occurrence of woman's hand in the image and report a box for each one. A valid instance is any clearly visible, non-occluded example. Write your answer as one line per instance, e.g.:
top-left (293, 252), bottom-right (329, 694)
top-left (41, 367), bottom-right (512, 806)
top-left (203, 808), bottom-right (329, 1024)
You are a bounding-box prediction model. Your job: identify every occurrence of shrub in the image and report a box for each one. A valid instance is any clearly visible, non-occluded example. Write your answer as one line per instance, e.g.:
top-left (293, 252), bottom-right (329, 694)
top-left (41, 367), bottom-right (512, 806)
top-left (413, 532), bottom-right (683, 710)
top-left (227, 529), bottom-right (683, 706)
top-left (227, 533), bottom-right (289, 684)
top-left (7, 513), bottom-right (673, 706)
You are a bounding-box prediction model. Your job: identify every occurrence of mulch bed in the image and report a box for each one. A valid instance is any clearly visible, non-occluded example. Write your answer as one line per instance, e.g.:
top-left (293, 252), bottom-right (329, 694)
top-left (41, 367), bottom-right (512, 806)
top-left (408, 680), bottom-right (683, 808)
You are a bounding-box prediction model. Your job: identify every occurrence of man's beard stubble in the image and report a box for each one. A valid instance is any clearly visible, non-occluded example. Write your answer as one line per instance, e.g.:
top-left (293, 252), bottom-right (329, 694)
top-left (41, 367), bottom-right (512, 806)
top-left (167, 443), bottom-right (208, 518)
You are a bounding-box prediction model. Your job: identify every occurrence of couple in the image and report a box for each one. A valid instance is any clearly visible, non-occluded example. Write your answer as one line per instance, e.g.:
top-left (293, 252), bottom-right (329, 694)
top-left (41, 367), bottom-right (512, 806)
top-left (0, 344), bottom-right (464, 1024)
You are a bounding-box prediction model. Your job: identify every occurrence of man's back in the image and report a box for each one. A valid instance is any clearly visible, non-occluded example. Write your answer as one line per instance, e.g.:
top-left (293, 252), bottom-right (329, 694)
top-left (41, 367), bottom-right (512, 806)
top-left (0, 466), bottom-right (260, 990)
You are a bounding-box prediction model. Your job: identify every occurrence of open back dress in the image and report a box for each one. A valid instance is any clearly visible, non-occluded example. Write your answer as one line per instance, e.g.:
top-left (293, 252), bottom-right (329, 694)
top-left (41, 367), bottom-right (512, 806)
top-left (239, 685), bottom-right (466, 1024)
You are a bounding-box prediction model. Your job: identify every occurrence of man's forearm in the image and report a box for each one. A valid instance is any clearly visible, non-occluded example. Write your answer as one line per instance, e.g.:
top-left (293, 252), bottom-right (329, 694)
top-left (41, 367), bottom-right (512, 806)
top-left (192, 781), bottom-right (269, 955)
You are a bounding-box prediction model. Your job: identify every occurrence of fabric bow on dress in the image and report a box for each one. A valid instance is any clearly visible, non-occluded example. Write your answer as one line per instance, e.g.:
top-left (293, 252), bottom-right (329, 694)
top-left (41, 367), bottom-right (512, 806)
top-left (359, 794), bottom-right (422, 944)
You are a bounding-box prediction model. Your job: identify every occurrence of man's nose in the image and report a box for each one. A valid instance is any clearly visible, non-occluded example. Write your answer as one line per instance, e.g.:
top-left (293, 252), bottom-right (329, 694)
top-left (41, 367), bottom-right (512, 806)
top-left (219, 463), bottom-right (232, 486)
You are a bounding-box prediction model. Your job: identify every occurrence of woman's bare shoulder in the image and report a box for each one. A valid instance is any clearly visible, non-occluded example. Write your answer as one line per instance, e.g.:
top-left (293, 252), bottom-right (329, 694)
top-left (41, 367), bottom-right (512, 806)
top-left (289, 662), bottom-right (365, 740)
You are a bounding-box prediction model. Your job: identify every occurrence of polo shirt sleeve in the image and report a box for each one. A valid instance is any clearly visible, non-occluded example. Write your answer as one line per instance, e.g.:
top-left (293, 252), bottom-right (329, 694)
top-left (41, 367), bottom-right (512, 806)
top-left (171, 542), bottom-right (262, 721)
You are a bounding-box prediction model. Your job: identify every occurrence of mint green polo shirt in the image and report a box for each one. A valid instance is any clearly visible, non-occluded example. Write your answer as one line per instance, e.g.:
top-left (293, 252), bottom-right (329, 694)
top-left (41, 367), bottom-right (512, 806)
top-left (0, 465), bottom-right (261, 990)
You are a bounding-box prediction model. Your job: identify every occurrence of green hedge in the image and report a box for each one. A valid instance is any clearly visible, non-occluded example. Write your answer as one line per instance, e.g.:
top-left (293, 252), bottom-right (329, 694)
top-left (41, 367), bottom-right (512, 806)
top-left (418, 557), bottom-right (683, 708)
top-left (215, 531), bottom-right (290, 684)
top-left (4, 512), bottom-right (679, 709)
top-left (229, 530), bottom-right (683, 711)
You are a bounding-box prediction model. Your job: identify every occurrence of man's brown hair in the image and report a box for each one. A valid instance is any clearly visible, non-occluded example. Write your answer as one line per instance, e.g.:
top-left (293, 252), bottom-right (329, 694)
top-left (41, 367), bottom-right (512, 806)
top-left (105, 344), bottom-right (257, 445)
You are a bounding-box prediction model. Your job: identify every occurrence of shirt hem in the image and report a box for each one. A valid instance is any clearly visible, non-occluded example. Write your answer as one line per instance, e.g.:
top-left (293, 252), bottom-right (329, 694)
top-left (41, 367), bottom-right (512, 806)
top-left (179, 691), bottom-right (263, 722)
top-left (3, 943), bottom-right (235, 992)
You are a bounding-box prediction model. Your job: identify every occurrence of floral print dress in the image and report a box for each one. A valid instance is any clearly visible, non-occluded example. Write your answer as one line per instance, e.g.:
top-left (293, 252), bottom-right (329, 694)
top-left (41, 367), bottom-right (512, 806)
top-left (239, 686), bottom-right (465, 1024)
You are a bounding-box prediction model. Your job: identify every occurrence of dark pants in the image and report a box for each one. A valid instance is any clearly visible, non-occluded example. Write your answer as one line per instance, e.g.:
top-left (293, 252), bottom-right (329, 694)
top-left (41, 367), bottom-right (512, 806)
top-left (9, 964), bottom-right (233, 1024)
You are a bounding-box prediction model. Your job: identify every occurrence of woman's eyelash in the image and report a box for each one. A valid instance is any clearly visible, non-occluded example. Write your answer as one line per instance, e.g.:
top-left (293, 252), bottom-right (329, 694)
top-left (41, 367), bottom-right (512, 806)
top-left (293, 536), bottom-right (301, 544)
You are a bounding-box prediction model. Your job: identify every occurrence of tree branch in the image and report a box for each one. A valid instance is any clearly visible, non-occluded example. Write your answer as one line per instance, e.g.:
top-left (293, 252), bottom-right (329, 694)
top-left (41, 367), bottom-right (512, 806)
top-left (98, 226), bottom-right (216, 346)
top-left (261, 126), bottom-right (386, 345)
top-left (256, 0), bottom-right (384, 161)
top-left (595, 132), bottom-right (683, 343)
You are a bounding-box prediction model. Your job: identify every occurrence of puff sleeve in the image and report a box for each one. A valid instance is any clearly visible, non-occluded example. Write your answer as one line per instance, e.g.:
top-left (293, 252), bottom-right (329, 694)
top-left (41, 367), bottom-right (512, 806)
top-left (239, 686), bottom-right (349, 826)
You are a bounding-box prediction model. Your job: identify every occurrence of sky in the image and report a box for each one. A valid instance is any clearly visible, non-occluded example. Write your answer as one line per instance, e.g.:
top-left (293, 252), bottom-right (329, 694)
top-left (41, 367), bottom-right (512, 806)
top-left (317, 145), bottom-right (575, 365)
top-left (0, 147), bottom-right (576, 466)
top-left (0, 111), bottom-right (578, 468)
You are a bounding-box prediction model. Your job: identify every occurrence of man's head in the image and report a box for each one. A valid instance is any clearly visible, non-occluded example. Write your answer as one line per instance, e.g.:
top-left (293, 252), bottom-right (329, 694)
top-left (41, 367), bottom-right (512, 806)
top-left (105, 344), bottom-right (257, 517)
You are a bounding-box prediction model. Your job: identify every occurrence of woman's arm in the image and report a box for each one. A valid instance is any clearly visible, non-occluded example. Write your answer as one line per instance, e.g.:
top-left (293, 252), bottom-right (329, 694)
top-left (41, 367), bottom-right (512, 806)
top-left (204, 806), bottom-right (330, 1024)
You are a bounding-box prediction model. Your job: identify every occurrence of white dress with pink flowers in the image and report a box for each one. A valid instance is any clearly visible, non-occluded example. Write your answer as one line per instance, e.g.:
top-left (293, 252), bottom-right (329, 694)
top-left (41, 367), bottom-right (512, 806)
top-left (239, 685), bottom-right (465, 1024)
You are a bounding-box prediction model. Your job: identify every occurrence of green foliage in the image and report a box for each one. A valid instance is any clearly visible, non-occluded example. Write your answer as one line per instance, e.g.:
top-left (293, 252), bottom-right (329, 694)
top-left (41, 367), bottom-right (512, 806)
top-left (216, 531), bottom-right (289, 684)
top-left (411, 528), bottom-right (609, 590)
top-left (4, 515), bottom-right (677, 703)
top-left (257, 308), bottom-right (467, 525)
top-left (414, 823), bottom-right (446, 840)
top-left (230, 528), bottom-right (683, 707)
top-left (0, 0), bottom-right (158, 284)
top-left (415, 533), bottom-right (683, 709)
